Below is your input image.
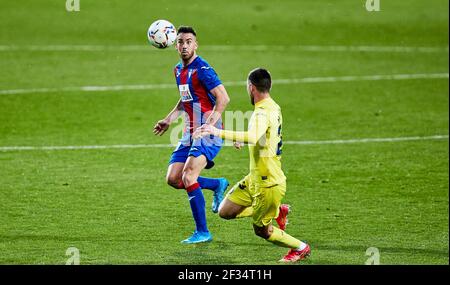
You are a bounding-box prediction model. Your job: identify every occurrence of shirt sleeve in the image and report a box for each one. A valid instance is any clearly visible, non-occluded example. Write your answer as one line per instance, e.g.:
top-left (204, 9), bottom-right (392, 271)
top-left (219, 108), bottom-right (268, 144)
top-left (197, 65), bottom-right (222, 91)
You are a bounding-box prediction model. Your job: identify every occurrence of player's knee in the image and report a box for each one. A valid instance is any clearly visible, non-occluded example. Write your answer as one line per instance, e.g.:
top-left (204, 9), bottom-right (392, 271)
top-left (218, 209), bottom-right (236, 220)
top-left (181, 168), bottom-right (196, 186)
top-left (166, 175), bottom-right (183, 189)
top-left (253, 227), bottom-right (271, 239)
top-left (167, 179), bottom-right (182, 189)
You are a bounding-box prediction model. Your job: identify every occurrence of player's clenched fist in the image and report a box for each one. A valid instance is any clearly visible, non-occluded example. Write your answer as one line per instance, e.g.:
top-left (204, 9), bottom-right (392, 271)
top-left (153, 119), bottom-right (170, 136)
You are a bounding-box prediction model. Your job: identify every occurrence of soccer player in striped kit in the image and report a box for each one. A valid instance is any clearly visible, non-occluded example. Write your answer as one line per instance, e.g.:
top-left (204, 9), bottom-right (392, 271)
top-left (153, 26), bottom-right (230, 244)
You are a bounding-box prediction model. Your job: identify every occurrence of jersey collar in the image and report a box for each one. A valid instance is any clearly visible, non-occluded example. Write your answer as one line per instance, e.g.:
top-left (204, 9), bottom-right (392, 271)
top-left (255, 96), bottom-right (271, 108)
top-left (181, 55), bottom-right (200, 68)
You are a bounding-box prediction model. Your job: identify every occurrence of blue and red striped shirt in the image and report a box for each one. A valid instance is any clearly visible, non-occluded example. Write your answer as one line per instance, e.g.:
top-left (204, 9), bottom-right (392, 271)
top-left (174, 56), bottom-right (223, 138)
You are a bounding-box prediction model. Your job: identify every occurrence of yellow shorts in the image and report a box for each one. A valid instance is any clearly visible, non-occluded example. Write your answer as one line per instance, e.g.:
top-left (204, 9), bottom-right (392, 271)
top-left (226, 175), bottom-right (286, 227)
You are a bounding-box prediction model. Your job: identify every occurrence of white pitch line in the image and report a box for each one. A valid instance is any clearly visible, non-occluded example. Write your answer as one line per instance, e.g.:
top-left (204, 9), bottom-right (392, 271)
top-left (0, 73), bottom-right (448, 95)
top-left (0, 135), bottom-right (447, 152)
top-left (284, 135), bottom-right (449, 145)
top-left (0, 144), bottom-right (173, 151)
top-left (0, 45), bottom-right (448, 53)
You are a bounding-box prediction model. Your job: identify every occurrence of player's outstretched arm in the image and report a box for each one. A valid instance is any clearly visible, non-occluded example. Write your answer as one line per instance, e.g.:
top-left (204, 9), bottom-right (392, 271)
top-left (153, 99), bottom-right (183, 136)
top-left (205, 84), bottom-right (230, 126)
top-left (194, 111), bottom-right (268, 144)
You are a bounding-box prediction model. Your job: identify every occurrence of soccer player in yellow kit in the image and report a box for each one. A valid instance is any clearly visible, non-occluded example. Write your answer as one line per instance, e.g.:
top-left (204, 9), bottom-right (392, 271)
top-left (193, 68), bottom-right (310, 262)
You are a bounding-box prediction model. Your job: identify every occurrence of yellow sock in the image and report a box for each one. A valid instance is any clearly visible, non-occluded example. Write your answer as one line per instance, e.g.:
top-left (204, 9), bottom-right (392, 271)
top-left (236, 207), bottom-right (253, 218)
top-left (267, 226), bottom-right (301, 249)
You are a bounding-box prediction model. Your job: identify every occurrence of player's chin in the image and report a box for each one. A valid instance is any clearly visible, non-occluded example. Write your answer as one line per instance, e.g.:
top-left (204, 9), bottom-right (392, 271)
top-left (181, 52), bottom-right (192, 60)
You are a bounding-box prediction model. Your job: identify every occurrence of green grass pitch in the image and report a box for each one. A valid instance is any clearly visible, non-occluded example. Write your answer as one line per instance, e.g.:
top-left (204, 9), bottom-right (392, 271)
top-left (0, 0), bottom-right (448, 264)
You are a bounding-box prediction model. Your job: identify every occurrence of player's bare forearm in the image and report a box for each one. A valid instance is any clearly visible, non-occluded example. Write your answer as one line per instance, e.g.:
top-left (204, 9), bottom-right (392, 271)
top-left (164, 99), bottom-right (183, 124)
top-left (153, 99), bottom-right (182, 136)
top-left (205, 109), bottom-right (223, 126)
top-left (206, 85), bottom-right (230, 126)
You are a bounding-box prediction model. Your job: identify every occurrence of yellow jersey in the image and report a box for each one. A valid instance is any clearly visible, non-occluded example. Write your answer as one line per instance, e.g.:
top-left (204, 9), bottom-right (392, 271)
top-left (219, 97), bottom-right (286, 187)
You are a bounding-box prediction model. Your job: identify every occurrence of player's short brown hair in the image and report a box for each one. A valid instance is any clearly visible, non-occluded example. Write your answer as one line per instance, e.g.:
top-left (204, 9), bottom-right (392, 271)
top-left (248, 68), bottom-right (272, 93)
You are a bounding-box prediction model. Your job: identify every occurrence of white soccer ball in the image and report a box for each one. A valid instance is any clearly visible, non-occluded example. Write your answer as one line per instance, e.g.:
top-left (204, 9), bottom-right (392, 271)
top-left (147, 19), bottom-right (177, 49)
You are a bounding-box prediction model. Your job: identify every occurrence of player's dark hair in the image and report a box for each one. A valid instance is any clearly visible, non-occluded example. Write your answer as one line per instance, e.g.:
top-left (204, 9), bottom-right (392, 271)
top-left (177, 26), bottom-right (197, 37)
top-left (248, 68), bottom-right (272, 93)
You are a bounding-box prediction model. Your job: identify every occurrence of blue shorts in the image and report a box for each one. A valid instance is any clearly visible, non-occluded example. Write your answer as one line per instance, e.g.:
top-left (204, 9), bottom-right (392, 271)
top-left (169, 136), bottom-right (223, 169)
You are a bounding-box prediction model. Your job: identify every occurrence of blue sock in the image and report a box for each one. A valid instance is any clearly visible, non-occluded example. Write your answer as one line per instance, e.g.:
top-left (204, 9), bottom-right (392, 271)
top-left (197, 176), bottom-right (220, 191)
top-left (187, 184), bottom-right (208, 233)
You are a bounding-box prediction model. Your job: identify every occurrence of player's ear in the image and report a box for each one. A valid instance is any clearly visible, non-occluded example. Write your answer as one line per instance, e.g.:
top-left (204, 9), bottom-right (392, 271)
top-left (249, 82), bottom-right (256, 93)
